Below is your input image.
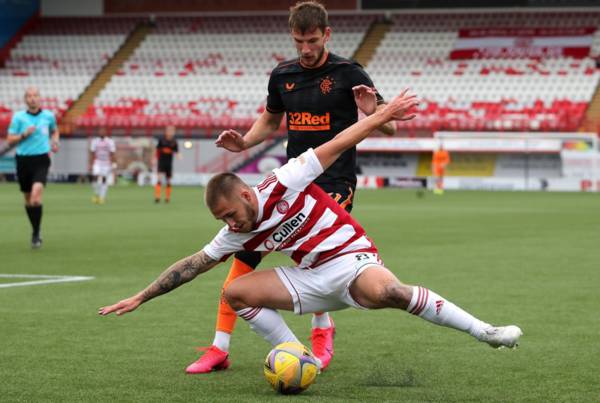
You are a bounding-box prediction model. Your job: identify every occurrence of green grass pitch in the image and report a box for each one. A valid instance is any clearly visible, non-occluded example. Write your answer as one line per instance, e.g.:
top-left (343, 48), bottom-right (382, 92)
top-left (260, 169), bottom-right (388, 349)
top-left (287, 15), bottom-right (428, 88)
top-left (1, 184), bottom-right (599, 402)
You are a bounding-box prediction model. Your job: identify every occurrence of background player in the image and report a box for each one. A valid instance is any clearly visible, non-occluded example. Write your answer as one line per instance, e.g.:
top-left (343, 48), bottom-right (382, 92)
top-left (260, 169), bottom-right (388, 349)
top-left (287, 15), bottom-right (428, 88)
top-left (89, 130), bottom-right (116, 204)
top-left (6, 86), bottom-right (59, 248)
top-left (432, 143), bottom-right (451, 195)
top-left (154, 125), bottom-right (179, 203)
top-left (189, 0), bottom-right (396, 374)
top-left (99, 90), bottom-right (522, 368)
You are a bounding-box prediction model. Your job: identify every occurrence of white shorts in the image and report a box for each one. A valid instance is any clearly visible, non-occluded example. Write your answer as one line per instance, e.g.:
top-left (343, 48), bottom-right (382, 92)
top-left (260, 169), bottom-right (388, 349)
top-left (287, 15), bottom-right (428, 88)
top-left (92, 163), bottom-right (112, 177)
top-left (275, 252), bottom-right (383, 315)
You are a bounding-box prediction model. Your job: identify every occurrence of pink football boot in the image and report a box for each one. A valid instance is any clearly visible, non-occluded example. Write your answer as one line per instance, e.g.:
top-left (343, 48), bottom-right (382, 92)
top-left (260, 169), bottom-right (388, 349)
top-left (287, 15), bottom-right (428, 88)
top-left (185, 345), bottom-right (230, 374)
top-left (310, 318), bottom-right (335, 371)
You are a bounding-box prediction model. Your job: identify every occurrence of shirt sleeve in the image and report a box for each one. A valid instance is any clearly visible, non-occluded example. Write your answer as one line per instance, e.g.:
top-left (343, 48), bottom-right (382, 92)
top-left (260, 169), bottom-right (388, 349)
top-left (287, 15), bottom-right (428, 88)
top-left (349, 64), bottom-right (384, 105)
top-left (8, 113), bottom-right (21, 135)
top-left (266, 69), bottom-right (285, 114)
top-left (202, 226), bottom-right (243, 262)
top-left (173, 141), bottom-right (179, 153)
top-left (110, 139), bottom-right (116, 152)
top-left (273, 148), bottom-right (324, 192)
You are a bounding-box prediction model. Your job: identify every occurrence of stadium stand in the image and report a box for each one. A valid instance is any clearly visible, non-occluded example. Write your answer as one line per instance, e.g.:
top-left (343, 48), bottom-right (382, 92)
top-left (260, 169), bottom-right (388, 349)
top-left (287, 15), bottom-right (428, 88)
top-left (2, 12), bottom-right (600, 136)
top-left (0, 17), bottom-right (137, 130)
top-left (368, 12), bottom-right (600, 135)
top-left (81, 15), bottom-right (375, 131)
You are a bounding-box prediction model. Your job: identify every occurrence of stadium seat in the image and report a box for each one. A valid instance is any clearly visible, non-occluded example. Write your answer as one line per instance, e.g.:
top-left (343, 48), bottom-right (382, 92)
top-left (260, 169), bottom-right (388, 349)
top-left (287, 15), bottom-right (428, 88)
top-left (0, 17), bottom-right (138, 126)
top-left (84, 15), bottom-right (375, 129)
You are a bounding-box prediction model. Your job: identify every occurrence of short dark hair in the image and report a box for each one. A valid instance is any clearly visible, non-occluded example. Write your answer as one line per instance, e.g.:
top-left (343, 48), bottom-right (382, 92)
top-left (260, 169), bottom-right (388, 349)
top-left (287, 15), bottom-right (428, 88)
top-left (289, 1), bottom-right (328, 34)
top-left (205, 172), bottom-right (247, 209)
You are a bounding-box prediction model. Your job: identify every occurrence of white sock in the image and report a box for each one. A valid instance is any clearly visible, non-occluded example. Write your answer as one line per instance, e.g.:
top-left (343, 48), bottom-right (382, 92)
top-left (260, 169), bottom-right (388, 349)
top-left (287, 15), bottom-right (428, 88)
top-left (311, 312), bottom-right (332, 329)
top-left (212, 330), bottom-right (231, 352)
top-left (408, 286), bottom-right (489, 339)
top-left (100, 182), bottom-right (108, 199)
top-left (236, 307), bottom-right (299, 346)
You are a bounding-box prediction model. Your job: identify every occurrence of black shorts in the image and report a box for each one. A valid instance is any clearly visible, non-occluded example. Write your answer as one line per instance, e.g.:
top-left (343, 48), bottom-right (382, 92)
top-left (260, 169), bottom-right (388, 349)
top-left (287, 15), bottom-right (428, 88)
top-left (233, 181), bottom-right (356, 267)
top-left (16, 154), bottom-right (50, 193)
top-left (158, 160), bottom-right (173, 178)
top-left (318, 181), bottom-right (356, 213)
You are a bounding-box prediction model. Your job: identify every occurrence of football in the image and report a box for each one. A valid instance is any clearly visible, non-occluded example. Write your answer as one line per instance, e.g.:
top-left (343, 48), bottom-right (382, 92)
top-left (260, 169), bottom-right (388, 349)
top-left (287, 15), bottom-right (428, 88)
top-left (263, 342), bottom-right (319, 395)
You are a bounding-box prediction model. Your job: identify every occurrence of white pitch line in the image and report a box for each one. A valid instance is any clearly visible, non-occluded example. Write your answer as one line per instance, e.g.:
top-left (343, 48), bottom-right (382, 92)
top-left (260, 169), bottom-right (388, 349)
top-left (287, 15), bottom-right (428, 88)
top-left (0, 274), bottom-right (82, 279)
top-left (0, 274), bottom-right (95, 289)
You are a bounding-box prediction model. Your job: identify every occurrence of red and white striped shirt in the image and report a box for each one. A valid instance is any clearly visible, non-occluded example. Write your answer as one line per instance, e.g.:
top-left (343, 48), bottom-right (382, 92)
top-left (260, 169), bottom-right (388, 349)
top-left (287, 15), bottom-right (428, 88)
top-left (203, 149), bottom-right (377, 268)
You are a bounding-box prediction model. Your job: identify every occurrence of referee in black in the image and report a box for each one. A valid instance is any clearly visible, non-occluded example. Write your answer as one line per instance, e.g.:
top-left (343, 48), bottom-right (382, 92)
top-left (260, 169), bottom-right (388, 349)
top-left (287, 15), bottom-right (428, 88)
top-left (6, 87), bottom-right (60, 248)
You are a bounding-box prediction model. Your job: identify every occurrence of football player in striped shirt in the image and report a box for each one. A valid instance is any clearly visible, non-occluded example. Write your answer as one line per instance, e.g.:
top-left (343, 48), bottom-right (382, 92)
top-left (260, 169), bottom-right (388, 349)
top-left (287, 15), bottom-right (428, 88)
top-left (190, 1), bottom-right (395, 374)
top-left (100, 90), bottom-right (522, 367)
top-left (89, 131), bottom-right (116, 204)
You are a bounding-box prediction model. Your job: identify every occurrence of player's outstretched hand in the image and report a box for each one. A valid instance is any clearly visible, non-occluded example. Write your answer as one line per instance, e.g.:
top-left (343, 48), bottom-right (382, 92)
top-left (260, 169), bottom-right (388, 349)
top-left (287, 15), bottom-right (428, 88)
top-left (98, 295), bottom-right (143, 316)
top-left (352, 84), bottom-right (378, 115)
top-left (382, 89), bottom-right (419, 122)
top-left (215, 129), bottom-right (245, 152)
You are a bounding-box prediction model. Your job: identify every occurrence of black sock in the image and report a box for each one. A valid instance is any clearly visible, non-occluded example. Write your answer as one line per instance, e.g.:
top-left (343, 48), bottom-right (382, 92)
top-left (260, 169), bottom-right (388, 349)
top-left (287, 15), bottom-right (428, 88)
top-left (26, 205), bottom-right (42, 237)
top-left (25, 205), bottom-right (35, 229)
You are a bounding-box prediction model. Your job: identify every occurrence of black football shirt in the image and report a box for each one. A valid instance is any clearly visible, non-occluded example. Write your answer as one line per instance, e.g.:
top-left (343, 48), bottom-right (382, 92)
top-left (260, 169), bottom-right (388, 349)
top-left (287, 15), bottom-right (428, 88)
top-left (156, 138), bottom-right (178, 165)
top-left (266, 53), bottom-right (384, 189)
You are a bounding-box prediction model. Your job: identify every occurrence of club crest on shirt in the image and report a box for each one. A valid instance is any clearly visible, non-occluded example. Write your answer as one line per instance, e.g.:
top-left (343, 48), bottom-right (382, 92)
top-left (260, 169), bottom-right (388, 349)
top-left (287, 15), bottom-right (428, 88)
top-left (320, 76), bottom-right (335, 95)
top-left (276, 200), bottom-right (289, 214)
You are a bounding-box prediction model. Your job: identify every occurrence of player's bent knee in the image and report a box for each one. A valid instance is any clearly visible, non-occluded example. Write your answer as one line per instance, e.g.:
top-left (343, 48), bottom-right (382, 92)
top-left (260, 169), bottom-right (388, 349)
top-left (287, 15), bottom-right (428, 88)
top-left (223, 281), bottom-right (246, 310)
top-left (380, 283), bottom-right (412, 310)
top-left (30, 184), bottom-right (44, 204)
top-left (351, 266), bottom-right (410, 309)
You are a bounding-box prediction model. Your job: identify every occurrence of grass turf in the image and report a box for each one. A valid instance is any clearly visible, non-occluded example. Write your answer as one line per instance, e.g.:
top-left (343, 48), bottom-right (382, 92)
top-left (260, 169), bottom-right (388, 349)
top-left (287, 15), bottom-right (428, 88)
top-left (1, 183), bottom-right (599, 402)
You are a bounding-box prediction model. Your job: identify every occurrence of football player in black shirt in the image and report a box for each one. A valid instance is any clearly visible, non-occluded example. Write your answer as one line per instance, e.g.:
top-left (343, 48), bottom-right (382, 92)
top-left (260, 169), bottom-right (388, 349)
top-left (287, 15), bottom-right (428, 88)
top-left (186, 1), bottom-right (395, 374)
top-left (154, 125), bottom-right (179, 203)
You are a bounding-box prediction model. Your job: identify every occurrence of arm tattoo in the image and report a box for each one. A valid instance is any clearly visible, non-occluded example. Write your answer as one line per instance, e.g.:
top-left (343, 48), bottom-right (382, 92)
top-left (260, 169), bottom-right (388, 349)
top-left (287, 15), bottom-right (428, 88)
top-left (140, 251), bottom-right (217, 302)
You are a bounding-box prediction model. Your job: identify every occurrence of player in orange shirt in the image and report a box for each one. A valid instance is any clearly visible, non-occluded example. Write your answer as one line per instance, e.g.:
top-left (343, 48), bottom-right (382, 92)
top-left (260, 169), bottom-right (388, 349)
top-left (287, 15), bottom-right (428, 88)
top-left (432, 144), bottom-right (450, 195)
